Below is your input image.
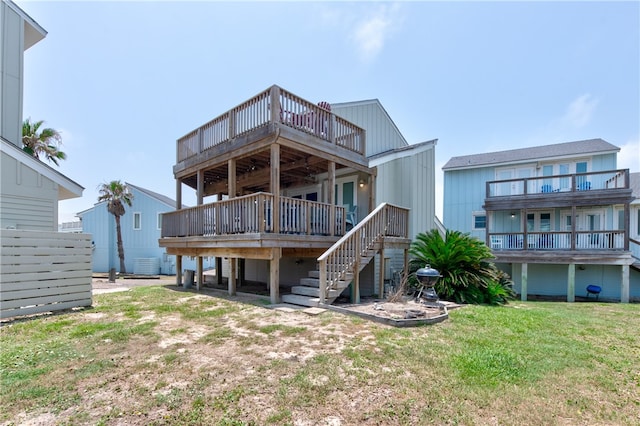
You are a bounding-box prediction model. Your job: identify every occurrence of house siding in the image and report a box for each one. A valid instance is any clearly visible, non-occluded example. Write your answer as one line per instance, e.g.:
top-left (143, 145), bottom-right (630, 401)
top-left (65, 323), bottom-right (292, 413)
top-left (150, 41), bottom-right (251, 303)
top-left (332, 101), bottom-right (407, 157)
top-left (1, 1), bottom-right (24, 147)
top-left (79, 185), bottom-right (204, 274)
top-left (1, 151), bottom-right (59, 230)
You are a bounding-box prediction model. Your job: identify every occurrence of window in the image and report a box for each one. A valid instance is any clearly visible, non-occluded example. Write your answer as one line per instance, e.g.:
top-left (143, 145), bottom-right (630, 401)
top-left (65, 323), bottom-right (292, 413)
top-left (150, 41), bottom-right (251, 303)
top-left (472, 212), bottom-right (486, 230)
top-left (157, 213), bottom-right (162, 230)
top-left (133, 212), bottom-right (141, 230)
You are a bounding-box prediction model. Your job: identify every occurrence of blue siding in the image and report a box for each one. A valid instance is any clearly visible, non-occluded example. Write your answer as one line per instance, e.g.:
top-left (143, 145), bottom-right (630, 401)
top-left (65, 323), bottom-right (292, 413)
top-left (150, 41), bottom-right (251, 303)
top-left (78, 186), bottom-right (203, 274)
top-left (443, 166), bottom-right (494, 240)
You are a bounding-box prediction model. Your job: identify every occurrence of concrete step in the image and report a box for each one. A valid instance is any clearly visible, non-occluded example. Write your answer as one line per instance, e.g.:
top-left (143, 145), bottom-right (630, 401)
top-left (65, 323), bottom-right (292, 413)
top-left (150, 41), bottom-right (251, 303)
top-left (281, 294), bottom-right (320, 307)
top-left (300, 277), bottom-right (320, 287)
top-left (291, 286), bottom-right (342, 298)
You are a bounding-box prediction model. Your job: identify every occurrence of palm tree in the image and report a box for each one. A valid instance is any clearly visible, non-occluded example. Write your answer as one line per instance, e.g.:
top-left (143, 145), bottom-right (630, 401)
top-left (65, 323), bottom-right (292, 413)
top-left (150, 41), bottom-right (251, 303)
top-left (22, 118), bottom-right (67, 166)
top-left (409, 229), bottom-right (511, 304)
top-left (98, 181), bottom-right (134, 274)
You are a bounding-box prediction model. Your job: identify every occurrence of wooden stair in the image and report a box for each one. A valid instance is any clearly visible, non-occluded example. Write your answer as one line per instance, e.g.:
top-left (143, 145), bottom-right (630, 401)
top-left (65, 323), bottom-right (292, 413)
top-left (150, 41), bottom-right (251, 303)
top-left (281, 270), bottom-right (354, 307)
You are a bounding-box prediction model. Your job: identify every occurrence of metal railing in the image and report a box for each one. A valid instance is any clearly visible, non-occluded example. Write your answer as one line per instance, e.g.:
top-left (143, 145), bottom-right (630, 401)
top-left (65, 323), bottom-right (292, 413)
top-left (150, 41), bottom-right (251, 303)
top-left (176, 85), bottom-right (365, 163)
top-left (317, 203), bottom-right (409, 303)
top-left (160, 193), bottom-right (346, 238)
top-left (486, 169), bottom-right (629, 198)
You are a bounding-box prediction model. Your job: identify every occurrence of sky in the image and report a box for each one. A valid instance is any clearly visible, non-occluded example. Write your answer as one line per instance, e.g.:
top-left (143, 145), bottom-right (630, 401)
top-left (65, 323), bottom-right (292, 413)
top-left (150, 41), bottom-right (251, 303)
top-left (17, 0), bottom-right (640, 223)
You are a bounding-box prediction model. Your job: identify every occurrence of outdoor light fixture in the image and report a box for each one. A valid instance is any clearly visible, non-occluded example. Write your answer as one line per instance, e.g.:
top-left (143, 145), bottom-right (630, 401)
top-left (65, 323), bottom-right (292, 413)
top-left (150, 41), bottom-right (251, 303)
top-left (359, 179), bottom-right (365, 188)
top-left (510, 212), bottom-right (516, 218)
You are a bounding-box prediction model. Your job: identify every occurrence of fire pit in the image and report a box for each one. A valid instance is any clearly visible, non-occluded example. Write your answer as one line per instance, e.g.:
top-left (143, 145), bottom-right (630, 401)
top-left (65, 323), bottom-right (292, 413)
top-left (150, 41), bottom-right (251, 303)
top-left (415, 264), bottom-right (443, 308)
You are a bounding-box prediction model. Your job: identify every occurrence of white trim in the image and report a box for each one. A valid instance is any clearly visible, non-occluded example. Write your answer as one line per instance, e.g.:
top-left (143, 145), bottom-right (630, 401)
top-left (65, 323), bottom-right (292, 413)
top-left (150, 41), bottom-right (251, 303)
top-left (369, 140), bottom-right (436, 168)
top-left (133, 212), bottom-right (142, 230)
top-left (472, 211), bottom-right (486, 230)
top-left (1, 139), bottom-right (84, 199)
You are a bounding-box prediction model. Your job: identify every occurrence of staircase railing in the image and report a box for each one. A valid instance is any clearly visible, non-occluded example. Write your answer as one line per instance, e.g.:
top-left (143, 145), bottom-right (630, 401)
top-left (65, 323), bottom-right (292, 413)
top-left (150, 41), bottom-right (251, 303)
top-left (317, 203), bottom-right (409, 303)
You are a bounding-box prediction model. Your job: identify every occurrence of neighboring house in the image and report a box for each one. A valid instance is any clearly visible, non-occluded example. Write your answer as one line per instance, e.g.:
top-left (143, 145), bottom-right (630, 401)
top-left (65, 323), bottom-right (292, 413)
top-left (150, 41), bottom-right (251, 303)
top-left (159, 85), bottom-right (437, 305)
top-left (78, 183), bottom-right (206, 275)
top-left (631, 173), bottom-right (640, 266)
top-left (443, 138), bottom-right (638, 302)
top-left (0, 0), bottom-right (89, 319)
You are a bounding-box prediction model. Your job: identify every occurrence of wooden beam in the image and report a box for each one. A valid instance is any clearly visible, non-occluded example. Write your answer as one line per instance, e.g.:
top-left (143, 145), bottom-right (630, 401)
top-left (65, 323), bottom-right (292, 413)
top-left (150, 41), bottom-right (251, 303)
top-left (229, 258), bottom-right (236, 296)
top-left (269, 248), bottom-right (281, 304)
top-left (228, 158), bottom-right (236, 198)
top-left (165, 247), bottom-right (275, 259)
top-left (271, 144), bottom-right (280, 233)
top-left (378, 247), bottom-right (385, 298)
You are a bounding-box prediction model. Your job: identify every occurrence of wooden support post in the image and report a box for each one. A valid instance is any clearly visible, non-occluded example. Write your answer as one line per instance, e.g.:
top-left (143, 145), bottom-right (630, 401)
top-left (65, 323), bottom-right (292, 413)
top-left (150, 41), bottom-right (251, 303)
top-left (229, 258), bottom-right (237, 296)
top-left (239, 258), bottom-right (245, 287)
top-left (270, 144), bottom-right (280, 234)
top-left (197, 256), bottom-right (203, 291)
top-left (567, 263), bottom-right (575, 302)
top-left (228, 159), bottom-right (236, 199)
top-left (378, 247), bottom-right (385, 298)
top-left (270, 248), bottom-right (281, 304)
top-left (216, 257), bottom-right (223, 286)
top-left (521, 263), bottom-right (528, 301)
top-left (328, 161), bottom-right (335, 235)
top-left (176, 255), bottom-right (182, 287)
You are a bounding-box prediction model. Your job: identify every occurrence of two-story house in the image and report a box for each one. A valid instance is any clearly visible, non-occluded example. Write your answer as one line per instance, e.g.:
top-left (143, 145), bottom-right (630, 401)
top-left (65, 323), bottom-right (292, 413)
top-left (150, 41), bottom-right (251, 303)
top-left (443, 139), bottom-right (638, 302)
top-left (78, 183), bottom-right (207, 276)
top-left (159, 85), bottom-right (436, 306)
top-left (1, 0), bottom-right (90, 319)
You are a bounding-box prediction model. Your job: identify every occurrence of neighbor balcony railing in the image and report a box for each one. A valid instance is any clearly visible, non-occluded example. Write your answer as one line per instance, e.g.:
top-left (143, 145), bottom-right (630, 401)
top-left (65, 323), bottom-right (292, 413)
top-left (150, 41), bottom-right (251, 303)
top-left (486, 169), bottom-right (629, 198)
top-left (176, 85), bottom-right (365, 163)
top-left (488, 230), bottom-right (627, 251)
top-left (160, 192), bottom-right (346, 238)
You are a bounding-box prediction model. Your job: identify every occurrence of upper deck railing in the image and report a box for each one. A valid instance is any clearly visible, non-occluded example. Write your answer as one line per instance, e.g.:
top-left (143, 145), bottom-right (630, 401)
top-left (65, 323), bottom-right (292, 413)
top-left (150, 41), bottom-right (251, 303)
top-left (160, 192), bottom-right (346, 238)
top-left (177, 85), bottom-right (366, 163)
top-left (486, 169), bottom-right (629, 198)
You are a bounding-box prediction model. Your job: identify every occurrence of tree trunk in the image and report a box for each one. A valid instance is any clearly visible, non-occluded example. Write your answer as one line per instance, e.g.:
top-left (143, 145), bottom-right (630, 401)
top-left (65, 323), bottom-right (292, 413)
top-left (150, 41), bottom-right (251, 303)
top-left (115, 215), bottom-right (127, 274)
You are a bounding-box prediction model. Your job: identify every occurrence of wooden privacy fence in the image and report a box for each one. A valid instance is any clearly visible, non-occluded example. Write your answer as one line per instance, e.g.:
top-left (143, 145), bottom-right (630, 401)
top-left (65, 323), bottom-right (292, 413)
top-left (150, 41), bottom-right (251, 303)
top-left (0, 229), bottom-right (92, 319)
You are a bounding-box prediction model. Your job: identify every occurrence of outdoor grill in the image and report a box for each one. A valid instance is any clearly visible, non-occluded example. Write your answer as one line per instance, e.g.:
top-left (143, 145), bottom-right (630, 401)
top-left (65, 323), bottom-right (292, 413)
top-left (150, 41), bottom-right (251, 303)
top-left (415, 264), bottom-right (442, 306)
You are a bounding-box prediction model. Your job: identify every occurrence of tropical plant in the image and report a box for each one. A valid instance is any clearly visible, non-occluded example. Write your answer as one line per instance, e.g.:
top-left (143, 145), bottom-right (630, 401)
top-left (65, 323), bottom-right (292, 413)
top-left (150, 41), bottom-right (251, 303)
top-left (98, 181), bottom-right (134, 274)
top-left (409, 229), bottom-right (514, 305)
top-left (21, 118), bottom-right (66, 166)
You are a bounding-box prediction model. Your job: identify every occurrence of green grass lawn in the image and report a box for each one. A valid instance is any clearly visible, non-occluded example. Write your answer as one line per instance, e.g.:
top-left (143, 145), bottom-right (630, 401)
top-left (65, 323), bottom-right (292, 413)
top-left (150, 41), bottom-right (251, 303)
top-left (1, 286), bottom-right (638, 425)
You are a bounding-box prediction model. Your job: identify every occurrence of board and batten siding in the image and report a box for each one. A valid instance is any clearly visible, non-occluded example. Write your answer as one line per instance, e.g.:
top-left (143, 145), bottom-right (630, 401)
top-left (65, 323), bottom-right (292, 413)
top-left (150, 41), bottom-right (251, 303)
top-left (332, 101), bottom-right (408, 157)
top-left (0, 229), bottom-right (92, 319)
top-left (376, 147), bottom-right (435, 240)
top-left (1, 150), bottom-right (60, 230)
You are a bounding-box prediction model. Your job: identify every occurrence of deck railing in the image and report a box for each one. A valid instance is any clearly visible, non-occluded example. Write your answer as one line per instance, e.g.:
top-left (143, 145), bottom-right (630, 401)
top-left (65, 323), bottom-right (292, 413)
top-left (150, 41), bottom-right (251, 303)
top-left (177, 85), bottom-right (365, 163)
top-left (317, 203), bottom-right (409, 303)
top-left (489, 230), bottom-right (627, 251)
top-left (160, 193), bottom-right (346, 238)
top-left (486, 169), bottom-right (629, 198)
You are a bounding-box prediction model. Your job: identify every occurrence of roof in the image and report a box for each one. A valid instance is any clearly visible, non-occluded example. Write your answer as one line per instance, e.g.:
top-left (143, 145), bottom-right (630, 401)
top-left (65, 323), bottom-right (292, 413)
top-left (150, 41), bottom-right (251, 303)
top-left (369, 138), bottom-right (438, 167)
top-left (126, 182), bottom-right (183, 209)
top-left (1, 137), bottom-right (84, 200)
top-left (442, 138), bottom-right (620, 170)
top-left (3, 0), bottom-right (47, 50)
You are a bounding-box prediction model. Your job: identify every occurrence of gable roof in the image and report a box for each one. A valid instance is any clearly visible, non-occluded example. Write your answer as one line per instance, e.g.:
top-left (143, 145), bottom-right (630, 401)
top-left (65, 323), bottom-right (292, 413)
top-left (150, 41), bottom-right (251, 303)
top-left (1, 137), bottom-right (84, 200)
top-left (126, 182), bottom-right (182, 209)
top-left (443, 138), bottom-right (620, 171)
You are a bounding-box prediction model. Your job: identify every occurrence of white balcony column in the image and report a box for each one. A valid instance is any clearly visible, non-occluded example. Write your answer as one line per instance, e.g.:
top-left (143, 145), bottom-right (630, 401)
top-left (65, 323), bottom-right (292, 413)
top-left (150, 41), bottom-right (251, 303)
top-left (175, 179), bottom-right (183, 287)
top-left (621, 265), bottom-right (630, 303)
top-left (521, 263), bottom-right (528, 301)
top-left (567, 263), bottom-right (575, 302)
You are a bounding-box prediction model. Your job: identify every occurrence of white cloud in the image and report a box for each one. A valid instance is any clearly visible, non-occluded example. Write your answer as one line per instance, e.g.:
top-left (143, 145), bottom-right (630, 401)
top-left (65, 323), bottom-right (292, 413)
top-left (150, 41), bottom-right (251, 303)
top-left (351, 4), bottom-right (402, 62)
top-left (617, 137), bottom-right (640, 172)
top-left (562, 94), bottom-right (599, 128)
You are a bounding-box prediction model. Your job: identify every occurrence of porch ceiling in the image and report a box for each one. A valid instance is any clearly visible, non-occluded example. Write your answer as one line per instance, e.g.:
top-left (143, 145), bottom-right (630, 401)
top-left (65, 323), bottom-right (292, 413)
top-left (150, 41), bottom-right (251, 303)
top-left (182, 146), bottom-right (347, 195)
